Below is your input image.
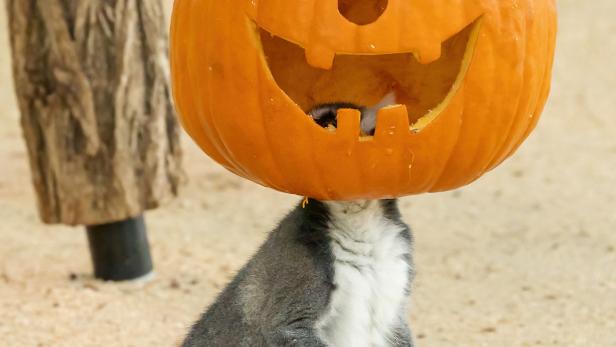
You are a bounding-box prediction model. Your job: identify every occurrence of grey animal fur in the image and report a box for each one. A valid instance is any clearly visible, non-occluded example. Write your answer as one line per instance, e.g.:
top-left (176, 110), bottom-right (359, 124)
top-left (182, 199), bottom-right (414, 347)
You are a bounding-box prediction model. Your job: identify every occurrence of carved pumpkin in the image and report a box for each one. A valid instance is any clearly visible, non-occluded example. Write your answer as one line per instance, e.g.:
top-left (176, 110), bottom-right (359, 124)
top-left (170, 0), bottom-right (557, 200)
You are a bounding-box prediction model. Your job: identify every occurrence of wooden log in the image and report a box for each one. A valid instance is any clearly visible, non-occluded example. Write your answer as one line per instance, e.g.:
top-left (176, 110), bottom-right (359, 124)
top-left (5, 0), bottom-right (183, 226)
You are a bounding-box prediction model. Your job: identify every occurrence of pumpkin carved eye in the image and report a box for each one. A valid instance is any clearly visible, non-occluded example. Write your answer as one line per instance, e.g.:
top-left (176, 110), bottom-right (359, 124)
top-left (338, 0), bottom-right (389, 25)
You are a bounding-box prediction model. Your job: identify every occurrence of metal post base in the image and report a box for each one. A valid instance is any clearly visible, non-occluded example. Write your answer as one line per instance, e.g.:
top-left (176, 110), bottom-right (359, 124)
top-left (86, 215), bottom-right (153, 281)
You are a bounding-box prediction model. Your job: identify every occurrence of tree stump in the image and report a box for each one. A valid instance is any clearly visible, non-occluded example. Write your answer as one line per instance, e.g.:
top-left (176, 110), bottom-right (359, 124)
top-left (6, 0), bottom-right (183, 280)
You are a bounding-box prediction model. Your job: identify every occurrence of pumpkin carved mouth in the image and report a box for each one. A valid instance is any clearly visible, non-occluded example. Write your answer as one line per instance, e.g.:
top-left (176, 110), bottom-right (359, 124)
top-left (256, 19), bottom-right (481, 134)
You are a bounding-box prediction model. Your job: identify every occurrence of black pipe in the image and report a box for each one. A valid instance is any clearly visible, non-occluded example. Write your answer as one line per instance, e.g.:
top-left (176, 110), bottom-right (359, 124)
top-left (86, 215), bottom-right (153, 281)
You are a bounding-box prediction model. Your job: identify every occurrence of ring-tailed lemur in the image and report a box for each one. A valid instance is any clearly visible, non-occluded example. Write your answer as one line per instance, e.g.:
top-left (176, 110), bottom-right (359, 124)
top-left (183, 98), bottom-right (414, 347)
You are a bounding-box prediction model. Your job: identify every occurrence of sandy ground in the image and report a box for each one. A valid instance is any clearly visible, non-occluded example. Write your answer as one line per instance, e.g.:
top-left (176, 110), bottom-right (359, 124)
top-left (1, 1), bottom-right (615, 346)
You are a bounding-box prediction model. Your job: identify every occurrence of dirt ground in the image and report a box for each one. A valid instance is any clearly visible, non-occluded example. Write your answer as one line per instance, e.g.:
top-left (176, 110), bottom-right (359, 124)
top-left (1, 1), bottom-right (615, 346)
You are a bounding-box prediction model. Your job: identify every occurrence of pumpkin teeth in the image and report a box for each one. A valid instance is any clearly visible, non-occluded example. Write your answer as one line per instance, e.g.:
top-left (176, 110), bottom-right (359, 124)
top-left (374, 104), bottom-right (410, 139)
top-left (305, 45), bottom-right (336, 70)
top-left (359, 91), bottom-right (398, 135)
top-left (334, 104), bottom-right (411, 141)
top-left (414, 42), bottom-right (444, 65)
top-left (336, 108), bottom-right (362, 138)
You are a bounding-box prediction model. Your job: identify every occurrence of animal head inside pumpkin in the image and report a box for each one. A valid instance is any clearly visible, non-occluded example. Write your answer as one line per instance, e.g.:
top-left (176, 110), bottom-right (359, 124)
top-left (170, 0), bottom-right (557, 200)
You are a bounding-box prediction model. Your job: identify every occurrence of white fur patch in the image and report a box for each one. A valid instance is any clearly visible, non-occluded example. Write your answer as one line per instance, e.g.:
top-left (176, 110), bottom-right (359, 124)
top-left (316, 201), bottom-right (411, 347)
top-left (360, 91), bottom-right (397, 135)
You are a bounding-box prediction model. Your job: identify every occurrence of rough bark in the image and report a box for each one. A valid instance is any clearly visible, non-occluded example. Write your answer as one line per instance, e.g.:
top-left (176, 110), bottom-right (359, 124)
top-left (6, 0), bottom-right (183, 226)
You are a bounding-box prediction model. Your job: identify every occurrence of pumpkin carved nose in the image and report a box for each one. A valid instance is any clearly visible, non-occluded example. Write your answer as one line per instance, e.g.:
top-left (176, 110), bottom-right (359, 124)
top-left (338, 0), bottom-right (388, 25)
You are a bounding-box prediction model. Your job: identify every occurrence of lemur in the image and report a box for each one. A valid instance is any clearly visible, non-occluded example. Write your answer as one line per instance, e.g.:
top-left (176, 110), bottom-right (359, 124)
top-left (183, 94), bottom-right (415, 347)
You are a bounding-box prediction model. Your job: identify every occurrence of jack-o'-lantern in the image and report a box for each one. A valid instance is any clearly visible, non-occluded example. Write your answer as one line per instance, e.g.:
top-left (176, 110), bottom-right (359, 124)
top-left (170, 0), bottom-right (557, 200)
